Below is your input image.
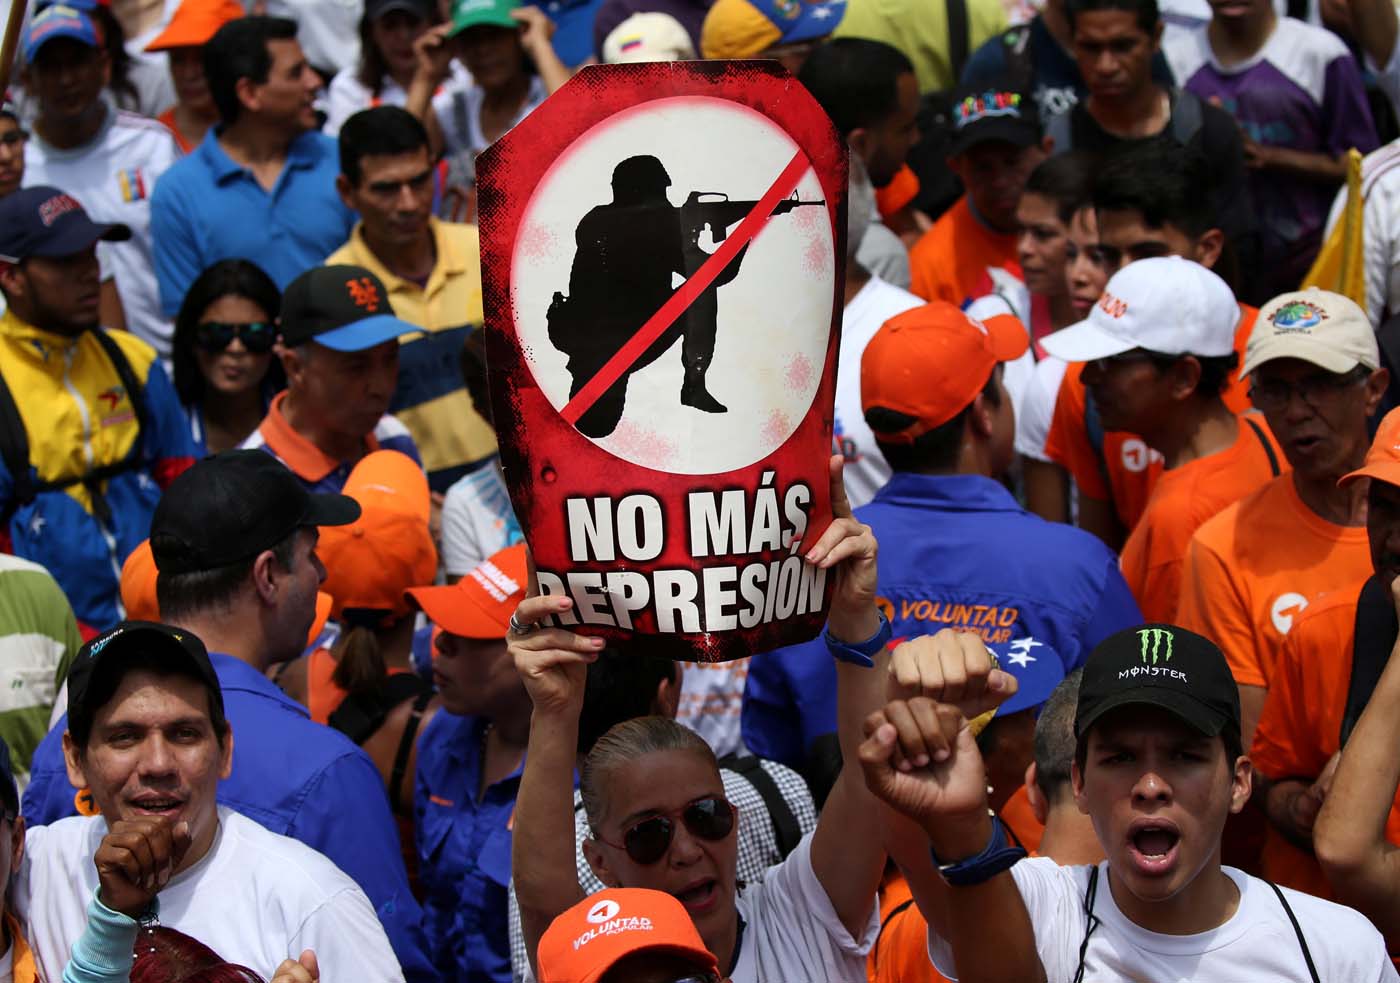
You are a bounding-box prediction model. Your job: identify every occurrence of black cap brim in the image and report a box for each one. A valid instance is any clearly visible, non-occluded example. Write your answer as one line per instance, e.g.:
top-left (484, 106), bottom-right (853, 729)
top-left (302, 491), bottom-right (361, 528)
top-left (1076, 687), bottom-right (1230, 742)
top-left (947, 120), bottom-right (1040, 159)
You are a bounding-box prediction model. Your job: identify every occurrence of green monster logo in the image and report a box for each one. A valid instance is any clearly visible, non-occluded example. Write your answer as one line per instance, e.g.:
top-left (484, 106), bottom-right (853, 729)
top-left (1138, 627), bottom-right (1174, 665)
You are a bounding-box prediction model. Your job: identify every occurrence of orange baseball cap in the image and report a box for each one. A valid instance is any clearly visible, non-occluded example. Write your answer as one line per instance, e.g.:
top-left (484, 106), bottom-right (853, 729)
top-left (145, 0), bottom-right (244, 50)
top-left (120, 539), bottom-right (334, 647)
top-left (1342, 406), bottom-right (1400, 490)
top-left (861, 301), bottom-right (1028, 443)
top-left (536, 889), bottom-right (719, 983)
top-left (318, 450), bottom-right (436, 621)
top-left (406, 543), bottom-right (527, 639)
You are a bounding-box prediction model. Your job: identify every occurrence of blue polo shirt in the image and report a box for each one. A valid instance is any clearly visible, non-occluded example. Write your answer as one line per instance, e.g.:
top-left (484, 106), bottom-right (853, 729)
top-left (742, 472), bottom-right (1143, 769)
top-left (415, 712), bottom-right (523, 983)
top-left (23, 652), bottom-right (436, 982)
top-left (150, 128), bottom-right (355, 317)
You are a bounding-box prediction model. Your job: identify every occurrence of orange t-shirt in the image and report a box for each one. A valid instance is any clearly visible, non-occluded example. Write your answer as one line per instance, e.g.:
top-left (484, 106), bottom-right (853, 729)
top-left (1251, 581), bottom-right (1400, 900)
top-left (1120, 415), bottom-right (1284, 623)
top-left (1043, 306), bottom-right (1258, 532)
top-left (999, 783), bottom-right (1044, 856)
top-left (868, 872), bottom-right (950, 983)
top-left (908, 196), bottom-right (1020, 307)
top-left (1177, 474), bottom-right (1371, 689)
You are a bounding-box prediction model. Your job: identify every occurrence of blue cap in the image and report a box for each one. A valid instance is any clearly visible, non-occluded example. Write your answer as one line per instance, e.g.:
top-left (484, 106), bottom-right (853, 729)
top-left (992, 635), bottom-right (1067, 717)
top-left (23, 4), bottom-right (100, 62)
top-left (0, 186), bottom-right (130, 263)
top-left (755, 0), bottom-right (845, 44)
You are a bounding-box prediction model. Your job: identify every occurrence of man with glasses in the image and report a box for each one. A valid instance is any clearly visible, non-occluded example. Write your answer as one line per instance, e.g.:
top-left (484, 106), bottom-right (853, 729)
top-left (329, 106), bottom-right (497, 494)
top-left (1178, 289), bottom-right (1387, 746)
top-left (1043, 256), bottom-right (1283, 624)
top-left (243, 265), bottom-right (423, 494)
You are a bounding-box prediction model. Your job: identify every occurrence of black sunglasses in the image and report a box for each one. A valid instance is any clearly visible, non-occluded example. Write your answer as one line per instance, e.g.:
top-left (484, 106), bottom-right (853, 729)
top-left (194, 321), bottom-right (276, 353)
top-left (596, 796), bottom-right (736, 865)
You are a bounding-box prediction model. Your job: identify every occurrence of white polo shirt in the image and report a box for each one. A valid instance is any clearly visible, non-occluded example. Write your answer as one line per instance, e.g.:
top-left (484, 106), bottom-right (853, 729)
top-left (24, 106), bottom-right (181, 357)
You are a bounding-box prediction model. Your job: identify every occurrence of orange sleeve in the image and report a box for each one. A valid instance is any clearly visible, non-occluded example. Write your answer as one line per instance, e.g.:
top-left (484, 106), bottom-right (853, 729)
top-left (908, 230), bottom-right (942, 303)
top-left (1251, 623), bottom-right (1335, 781)
top-left (875, 165), bottom-right (919, 219)
top-left (1044, 368), bottom-right (1111, 501)
top-left (1177, 530), bottom-right (1267, 687)
top-left (999, 785), bottom-right (1044, 855)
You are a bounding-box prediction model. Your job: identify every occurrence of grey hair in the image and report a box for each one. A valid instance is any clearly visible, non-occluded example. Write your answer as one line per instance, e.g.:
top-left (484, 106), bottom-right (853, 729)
top-left (1035, 669), bottom-right (1083, 802)
top-left (580, 716), bottom-right (717, 833)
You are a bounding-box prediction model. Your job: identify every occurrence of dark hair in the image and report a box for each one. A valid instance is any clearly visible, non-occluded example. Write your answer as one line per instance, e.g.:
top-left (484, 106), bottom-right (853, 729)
top-left (171, 259), bottom-right (284, 407)
top-left (1136, 350), bottom-right (1240, 398)
top-left (797, 38), bottom-right (915, 137)
top-left (339, 106), bottom-right (432, 185)
top-left (156, 530), bottom-right (299, 623)
top-left (203, 16), bottom-right (299, 125)
top-left (459, 328), bottom-right (490, 420)
top-left (1034, 670), bottom-right (1082, 803)
top-left (355, 5), bottom-right (437, 94)
top-left (1093, 140), bottom-right (1218, 240)
top-left (868, 369), bottom-right (1002, 473)
top-left (1024, 151), bottom-right (1097, 225)
top-left (1066, 0), bottom-right (1160, 33)
top-left (69, 647), bottom-right (230, 753)
top-left (131, 927), bottom-right (264, 983)
top-left (88, 6), bottom-right (141, 111)
top-left (578, 646), bottom-right (678, 756)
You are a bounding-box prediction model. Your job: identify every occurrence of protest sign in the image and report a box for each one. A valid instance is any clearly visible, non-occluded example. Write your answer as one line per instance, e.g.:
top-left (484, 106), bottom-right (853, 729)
top-left (478, 60), bottom-right (847, 662)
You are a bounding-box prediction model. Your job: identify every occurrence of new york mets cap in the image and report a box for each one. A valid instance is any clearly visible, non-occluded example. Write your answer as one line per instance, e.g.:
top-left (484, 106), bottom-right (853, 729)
top-left (279, 265), bottom-right (422, 352)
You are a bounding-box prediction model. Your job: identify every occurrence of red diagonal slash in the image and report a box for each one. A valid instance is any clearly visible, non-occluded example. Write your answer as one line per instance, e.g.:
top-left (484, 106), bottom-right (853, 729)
top-left (561, 149), bottom-right (813, 425)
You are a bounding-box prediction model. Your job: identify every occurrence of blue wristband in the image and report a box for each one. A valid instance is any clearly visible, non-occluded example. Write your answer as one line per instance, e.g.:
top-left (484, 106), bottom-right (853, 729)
top-left (823, 609), bottom-right (891, 668)
top-left (930, 816), bottom-right (1027, 887)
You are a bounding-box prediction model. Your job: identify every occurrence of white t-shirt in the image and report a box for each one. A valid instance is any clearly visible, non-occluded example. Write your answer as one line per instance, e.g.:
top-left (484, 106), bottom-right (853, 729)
top-left (24, 107), bottom-right (180, 357)
top-left (929, 858), bottom-right (1399, 982)
top-left (322, 62), bottom-right (473, 137)
top-left (260, 0), bottom-right (361, 75)
top-left (1015, 354), bottom-right (1068, 462)
top-left (963, 284), bottom-right (1041, 432)
top-left (441, 461), bottom-right (523, 577)
top-left (1326, 138), bottom-right (1400, 328)
top-left (432, 76), bottom-right (548, 159)
top-left (837, 276), bottom-right (922, 508)
top-left (15, 808), bottom-right (404, 983)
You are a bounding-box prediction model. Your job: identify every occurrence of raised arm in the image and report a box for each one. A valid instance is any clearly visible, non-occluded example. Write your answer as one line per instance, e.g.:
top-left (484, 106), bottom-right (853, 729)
top-left (509, 580), bottom-right (603, 978)
top-left (1314, 578), bottom-right (1400, 948)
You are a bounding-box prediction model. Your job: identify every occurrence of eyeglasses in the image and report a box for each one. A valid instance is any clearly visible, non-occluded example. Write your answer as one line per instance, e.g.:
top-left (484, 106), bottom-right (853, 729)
top-left (1249, 367), bottom-right (1369, 412)
top-left (594, 796), bottom-right (736, 865)
top-left (194, 321), bottom-right (276, 353)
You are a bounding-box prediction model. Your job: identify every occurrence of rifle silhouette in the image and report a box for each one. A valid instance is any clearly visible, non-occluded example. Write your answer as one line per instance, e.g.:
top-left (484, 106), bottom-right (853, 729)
top-left (682, 191), bottom-right (825, 243)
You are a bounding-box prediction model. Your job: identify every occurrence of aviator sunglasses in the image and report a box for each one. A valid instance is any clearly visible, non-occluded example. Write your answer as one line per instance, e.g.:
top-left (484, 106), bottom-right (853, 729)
top-left (194, 320), bottom-right (277, 354)
top-left (595, 796), bottom-right (737, 865)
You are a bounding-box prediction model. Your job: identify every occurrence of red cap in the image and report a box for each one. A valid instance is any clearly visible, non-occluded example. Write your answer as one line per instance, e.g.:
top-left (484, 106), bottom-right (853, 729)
top-left (145, 0), bottom-right (244, 50)
top-left (860, 302), bottom-right (1028, 443)
top-left (406, 543), bottom-right (527, 639)
top-left (536, 889), bottom-right (719, 983)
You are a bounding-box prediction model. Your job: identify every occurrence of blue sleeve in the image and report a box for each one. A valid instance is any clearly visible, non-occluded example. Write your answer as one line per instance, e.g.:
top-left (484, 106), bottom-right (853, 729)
top-left (1078, 555), bottom-right (1145, 666)
top-left (741, 638), bottom-right (837, 769)
top-left (139, 357), bottom-right (197, 463)
top-left (62, 891), bottom-right (141, 983)
top-left (288, 752), bottom-right (437, 983)
top-left (960, 35), bottom-right (1008, 88)
top-left (149, 177), bottom-right (202, 320)
top-left (21, 718), bottom-right (80, 826)
top-left (1322, 54), bottom-right (1379, 156)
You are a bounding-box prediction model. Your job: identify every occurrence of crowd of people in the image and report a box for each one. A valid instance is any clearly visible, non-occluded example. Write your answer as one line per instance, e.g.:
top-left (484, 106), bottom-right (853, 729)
top-left (1, 0), bottom-right (1400, 977)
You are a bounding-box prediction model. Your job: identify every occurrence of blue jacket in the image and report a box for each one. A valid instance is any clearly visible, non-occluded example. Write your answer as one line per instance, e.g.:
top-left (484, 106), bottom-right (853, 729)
top-left (742, 473), bottom-right (1143, 768)
top-left (415, 712), bottom-right (523, 983)
top-left (24, 653), bottom-right (435, 981)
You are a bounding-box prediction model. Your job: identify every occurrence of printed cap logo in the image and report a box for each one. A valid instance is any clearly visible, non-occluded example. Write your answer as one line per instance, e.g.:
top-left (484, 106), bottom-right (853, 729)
top-left (346, 276), bottom-right (381, 312)
top-left (1137, 627), bottom-right (1173, 665)
top-left (1269, 300), bottom-right (1326, 332)
top-left (954, 91), bottom-right (1023, 129)
top-left (587, 900), bottom-right (621, 924)
top-left (774, 0), bottom-right (800, 19)
top-left (38, 193), bottom-right (80, 227)
top-left (1097, 289), bottom-right (1128, 319)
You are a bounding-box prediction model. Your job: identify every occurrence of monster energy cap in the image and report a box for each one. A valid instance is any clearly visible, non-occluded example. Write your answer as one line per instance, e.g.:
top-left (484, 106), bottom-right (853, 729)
top-left (1074, 623), bottom-right (1240, 740)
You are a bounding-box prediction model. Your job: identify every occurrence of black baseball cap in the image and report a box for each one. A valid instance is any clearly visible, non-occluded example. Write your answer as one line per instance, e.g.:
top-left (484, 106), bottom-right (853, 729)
top-left (67, 621), bottom-right (224, 732)
top-left (945, 89), bottom-right (1040, 158)
top-left (278, 265), bottom-right (422, 352)
top-left (0, 186), bottom-right (130, 264)
top-left (150, 450), bottom-right (361, 575)
top-left (1075, 623), bottom-right (1241, 741)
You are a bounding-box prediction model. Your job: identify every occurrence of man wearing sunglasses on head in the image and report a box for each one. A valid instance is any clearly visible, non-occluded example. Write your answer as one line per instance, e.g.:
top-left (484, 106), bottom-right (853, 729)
top-left (511, 458), bottom-right (891, 983)
top-left (1042, 256), bottom-right (1284, 624)
top-left (243, 264), bottom-right (424, 494)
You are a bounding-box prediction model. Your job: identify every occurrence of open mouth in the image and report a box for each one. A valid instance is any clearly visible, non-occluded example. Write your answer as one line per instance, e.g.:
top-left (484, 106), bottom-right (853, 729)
top-left (1290, 435), bottom-right (1323, 455)
top-left (673, 878), bottom-right (719, 914)
top-left (130, 797), bottom-right (184, 817)
top-left (1127, 821), bottom-right (1181, 875)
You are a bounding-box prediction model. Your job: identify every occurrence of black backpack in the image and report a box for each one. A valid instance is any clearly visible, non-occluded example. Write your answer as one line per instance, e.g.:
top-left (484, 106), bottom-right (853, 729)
top-left (1342, 576), bottom-right (1398, 746)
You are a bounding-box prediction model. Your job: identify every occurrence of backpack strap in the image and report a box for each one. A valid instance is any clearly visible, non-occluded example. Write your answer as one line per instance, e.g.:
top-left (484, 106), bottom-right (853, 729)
top-left (870, 897), bottom-right (916, 969)
top-left (1343, 576), bottom-right (1396, 747)
top-left (946, 0), bottom-right (970, 86)
top-left (389, 688), bottom-right (434, 813)
top-left (1169, 89), bottom-right (1205, 146)
top-left (329, 672), bottom-right (433, 746)
top-left (1243, 416), bottom-right (1281, 477)
top-left (1264, 878), bottom-right (1321, 983)
top-left (718, 753), bottom-right (803, 858)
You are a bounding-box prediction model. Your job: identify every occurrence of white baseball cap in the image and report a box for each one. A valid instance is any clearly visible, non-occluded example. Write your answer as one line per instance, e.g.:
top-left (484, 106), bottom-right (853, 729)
top-left (1041, 256), bottom-right (1239, 363)
top-left (1239, 287), bottom-right (1378, 378)
top-left (602, 12), bottom-right (696, 63)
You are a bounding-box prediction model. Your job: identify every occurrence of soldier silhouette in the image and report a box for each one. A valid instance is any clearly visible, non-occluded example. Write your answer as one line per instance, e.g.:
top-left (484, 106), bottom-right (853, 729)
top-left (548, 154), bottom-right (820, 439)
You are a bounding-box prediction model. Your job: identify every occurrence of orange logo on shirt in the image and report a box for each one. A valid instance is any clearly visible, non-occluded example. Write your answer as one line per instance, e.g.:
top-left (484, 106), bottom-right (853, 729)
top-left (347, 277), bottom-right (382, 312)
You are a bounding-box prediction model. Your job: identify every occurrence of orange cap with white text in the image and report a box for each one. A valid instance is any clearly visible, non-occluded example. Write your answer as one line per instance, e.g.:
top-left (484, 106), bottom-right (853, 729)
top-left (536, 889), bottom-right (720, 983)
top-left (1342, 406), bottom-right (1400, 490)
top-left (406, 543), bottom-right (528, 639)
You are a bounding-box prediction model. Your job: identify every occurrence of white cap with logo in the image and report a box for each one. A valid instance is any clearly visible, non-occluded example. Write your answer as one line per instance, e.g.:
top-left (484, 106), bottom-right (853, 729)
top-left (1239, 287), bottom-right (1379, 378)
top-left (1041, 256), bottom-right (1239, 363)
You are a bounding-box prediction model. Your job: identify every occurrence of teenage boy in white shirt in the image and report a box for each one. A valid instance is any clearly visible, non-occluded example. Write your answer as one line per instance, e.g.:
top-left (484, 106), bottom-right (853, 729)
top-left (860, 623), bottom-right (1398, 982)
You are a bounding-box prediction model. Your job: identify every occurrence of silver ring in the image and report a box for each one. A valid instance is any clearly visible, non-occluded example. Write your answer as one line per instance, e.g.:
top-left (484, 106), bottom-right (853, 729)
top-left (508, 613), bottom-right (536, 635)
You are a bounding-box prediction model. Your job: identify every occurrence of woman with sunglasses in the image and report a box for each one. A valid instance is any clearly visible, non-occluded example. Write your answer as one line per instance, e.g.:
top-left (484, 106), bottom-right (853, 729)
top-left (511, 458), bottom-right (890, 983)
top-left (171, 260), bottom-right (285, 457)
